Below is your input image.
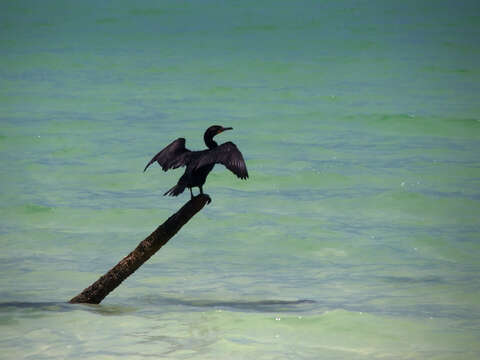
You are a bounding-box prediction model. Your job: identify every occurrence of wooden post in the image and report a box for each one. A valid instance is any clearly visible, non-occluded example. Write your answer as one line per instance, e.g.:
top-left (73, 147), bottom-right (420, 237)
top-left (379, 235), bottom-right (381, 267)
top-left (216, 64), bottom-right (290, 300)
top-left (69, 194), bottom-right (211, 304)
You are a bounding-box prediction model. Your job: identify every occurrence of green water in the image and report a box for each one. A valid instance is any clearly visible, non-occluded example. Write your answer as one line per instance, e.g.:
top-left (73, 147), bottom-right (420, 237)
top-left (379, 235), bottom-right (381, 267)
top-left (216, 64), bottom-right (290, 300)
top-left (1, 0), bottom-right (480, 359)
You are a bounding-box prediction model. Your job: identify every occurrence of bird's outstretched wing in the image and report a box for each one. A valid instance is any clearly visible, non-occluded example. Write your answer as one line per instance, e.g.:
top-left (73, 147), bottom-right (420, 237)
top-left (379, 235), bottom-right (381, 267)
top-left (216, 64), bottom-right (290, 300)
top-left (144, 138), bottom-right (192, 172)
top-left (193, 142), bottom-right (248, 179)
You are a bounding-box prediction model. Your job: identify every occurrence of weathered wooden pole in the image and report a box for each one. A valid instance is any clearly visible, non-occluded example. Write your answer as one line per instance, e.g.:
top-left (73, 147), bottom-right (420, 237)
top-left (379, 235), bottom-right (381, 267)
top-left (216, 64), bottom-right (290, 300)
top-left (69, 194), bottom-right (211, 304)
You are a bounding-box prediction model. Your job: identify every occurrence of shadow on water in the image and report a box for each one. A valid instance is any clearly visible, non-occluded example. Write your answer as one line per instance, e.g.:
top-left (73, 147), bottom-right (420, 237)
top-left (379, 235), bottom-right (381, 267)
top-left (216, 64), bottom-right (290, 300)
top-left (141, 296), bottom-right (317, 313)
top-left (0, 301), bottom-right (71, 311)
top-left (0, 298), bottom-right (317, 317)
top-left (0, 301), bottom-right (136, 316)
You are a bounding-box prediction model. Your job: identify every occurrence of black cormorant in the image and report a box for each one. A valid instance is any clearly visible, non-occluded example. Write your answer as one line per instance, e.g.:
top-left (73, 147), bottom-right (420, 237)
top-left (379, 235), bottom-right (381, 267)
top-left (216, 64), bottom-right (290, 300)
top-left (144, 125), bottom-right (248, 199)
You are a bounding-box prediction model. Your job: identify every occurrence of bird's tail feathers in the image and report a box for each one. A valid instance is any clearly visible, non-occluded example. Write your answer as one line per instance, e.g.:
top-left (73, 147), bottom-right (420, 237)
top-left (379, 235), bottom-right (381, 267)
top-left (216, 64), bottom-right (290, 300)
top-left (163, 184), bottom-right (186, 196)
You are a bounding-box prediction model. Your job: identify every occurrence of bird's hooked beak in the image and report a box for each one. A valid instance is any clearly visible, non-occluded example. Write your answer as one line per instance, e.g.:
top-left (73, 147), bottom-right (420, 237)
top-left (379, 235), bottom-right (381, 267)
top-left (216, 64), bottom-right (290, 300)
top-left (218, 127), bottom-right (233, 134)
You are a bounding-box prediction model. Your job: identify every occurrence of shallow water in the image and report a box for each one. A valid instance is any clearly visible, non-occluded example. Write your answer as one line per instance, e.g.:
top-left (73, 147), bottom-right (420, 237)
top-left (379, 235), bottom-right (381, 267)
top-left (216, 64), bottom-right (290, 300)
top-left (1, 0), bottom-right (480, 359)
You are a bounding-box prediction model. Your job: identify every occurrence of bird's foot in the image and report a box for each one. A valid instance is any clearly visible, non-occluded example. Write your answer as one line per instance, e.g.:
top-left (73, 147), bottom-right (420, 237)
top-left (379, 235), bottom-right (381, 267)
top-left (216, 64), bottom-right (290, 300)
top-left (192, 193), bottom-right (211, 205)
top-left (199, 194), bottom-right (211, 204)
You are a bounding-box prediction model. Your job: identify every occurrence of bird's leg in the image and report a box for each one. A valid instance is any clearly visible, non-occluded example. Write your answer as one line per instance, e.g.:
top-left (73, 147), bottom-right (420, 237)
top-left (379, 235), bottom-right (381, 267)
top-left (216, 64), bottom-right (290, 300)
top-left (198, 186), bottom-right (210, 204)
top-left (189, 187), bottom-right (194, 200)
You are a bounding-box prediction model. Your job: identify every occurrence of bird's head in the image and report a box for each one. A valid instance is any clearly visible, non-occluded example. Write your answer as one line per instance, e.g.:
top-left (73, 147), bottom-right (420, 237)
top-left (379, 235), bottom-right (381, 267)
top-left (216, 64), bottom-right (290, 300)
top-left (205, 125), bottom-right (233, 137)
top-left (204, 125), bottom-right (233, 148)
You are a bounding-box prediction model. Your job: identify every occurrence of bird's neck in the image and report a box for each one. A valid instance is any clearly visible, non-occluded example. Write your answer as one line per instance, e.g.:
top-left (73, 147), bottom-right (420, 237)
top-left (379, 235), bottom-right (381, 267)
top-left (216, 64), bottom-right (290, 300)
top-left (204, 136), bottom-right (218, 149)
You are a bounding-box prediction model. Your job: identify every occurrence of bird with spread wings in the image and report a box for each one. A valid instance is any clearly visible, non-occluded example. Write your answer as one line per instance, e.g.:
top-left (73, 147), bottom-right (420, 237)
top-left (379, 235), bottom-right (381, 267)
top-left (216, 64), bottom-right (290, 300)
top-left (144, 125), bottom-right (248, 200)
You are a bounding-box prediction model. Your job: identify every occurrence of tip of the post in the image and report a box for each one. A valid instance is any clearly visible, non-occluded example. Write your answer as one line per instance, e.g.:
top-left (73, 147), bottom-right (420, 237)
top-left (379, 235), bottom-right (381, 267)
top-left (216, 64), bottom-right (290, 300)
top-left (181, 194), bottom-right (211, 213)
top-left (195, 194), bottom-right (211, 205)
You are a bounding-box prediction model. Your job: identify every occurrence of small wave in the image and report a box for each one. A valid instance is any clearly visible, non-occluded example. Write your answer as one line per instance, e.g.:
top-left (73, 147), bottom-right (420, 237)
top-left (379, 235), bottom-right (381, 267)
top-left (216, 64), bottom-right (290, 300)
top-left (142, 296), bottom-right (316, 312)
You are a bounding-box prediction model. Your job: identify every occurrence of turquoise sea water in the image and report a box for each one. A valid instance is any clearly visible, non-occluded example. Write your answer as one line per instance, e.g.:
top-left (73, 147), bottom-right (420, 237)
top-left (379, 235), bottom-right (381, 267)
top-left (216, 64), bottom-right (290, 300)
top-left (1, 1), bottom-right (480, 358)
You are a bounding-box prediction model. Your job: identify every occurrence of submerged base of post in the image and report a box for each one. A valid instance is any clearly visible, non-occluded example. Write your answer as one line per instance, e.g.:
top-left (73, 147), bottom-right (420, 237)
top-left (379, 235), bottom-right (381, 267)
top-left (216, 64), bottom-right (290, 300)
top-left (69, 194), bottom-right (211, 304)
